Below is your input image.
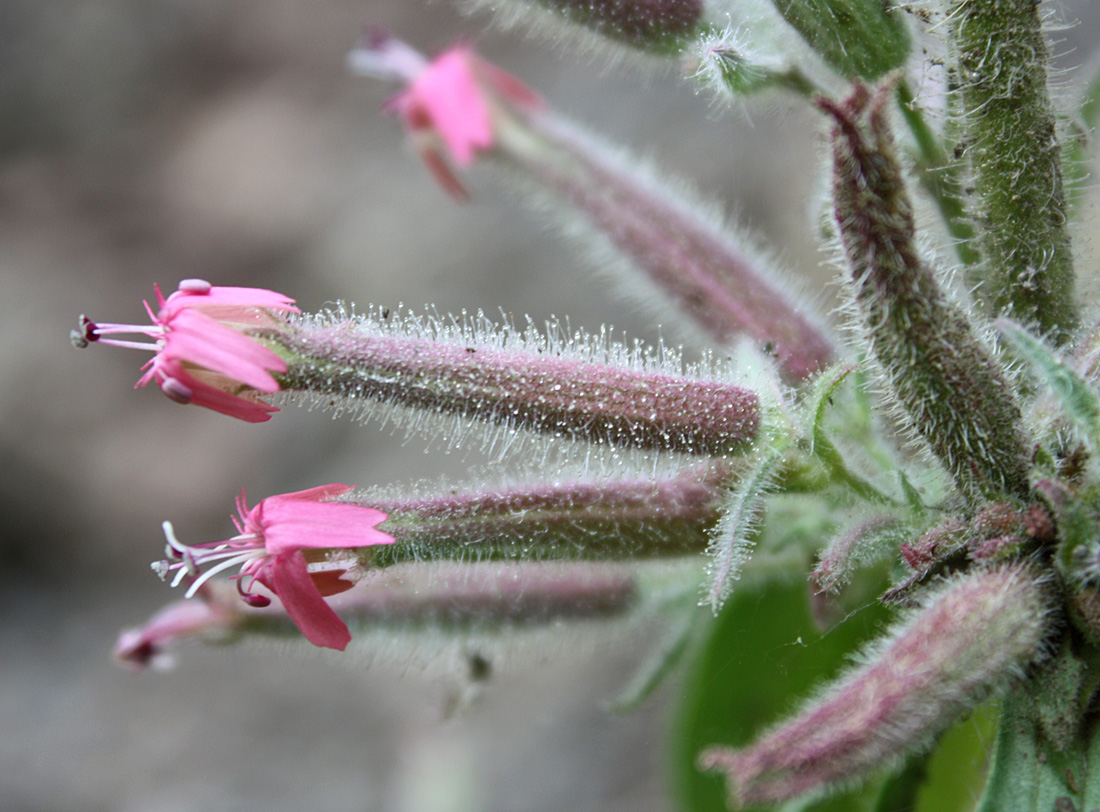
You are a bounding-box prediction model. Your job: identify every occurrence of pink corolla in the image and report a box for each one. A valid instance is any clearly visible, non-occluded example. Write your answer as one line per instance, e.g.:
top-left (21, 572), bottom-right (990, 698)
top-left (155, 484), bottom-right (394, 651)
top-left (114, 593), bottom-right (238, 672)
top-left (349, 31), bottom-right (542, 199)
top-left (75, 278), bottom-right (298, 422)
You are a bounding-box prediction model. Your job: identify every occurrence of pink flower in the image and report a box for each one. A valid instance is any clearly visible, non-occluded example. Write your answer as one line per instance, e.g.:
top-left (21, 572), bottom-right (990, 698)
top-left (114, 593), bottom-right (237, 672)
top-left (350, 32), bottom-right (542, 199)
top-left (156, 484), bottom-right (394, 651)
top-left (76, 278), bottom-right (299, 422)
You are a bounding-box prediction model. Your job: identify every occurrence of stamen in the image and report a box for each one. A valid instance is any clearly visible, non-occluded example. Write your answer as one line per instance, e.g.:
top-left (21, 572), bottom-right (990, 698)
top-left (162, 521), bottom-right (186, 555)
top-left (347, 28), bottom-right (429, 83)
top-left (70, 315), bottom-right (96, 349)
top-left (170, 566), bottom-right (190, 588)
top-left (184, 552), bottom-right (261, 598)
top-left (91, 337), bottom-right (160, 352)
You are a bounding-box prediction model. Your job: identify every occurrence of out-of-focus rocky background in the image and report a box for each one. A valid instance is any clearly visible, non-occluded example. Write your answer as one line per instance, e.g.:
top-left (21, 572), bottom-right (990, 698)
top-left (2, 2), bottom-right (1098, 810)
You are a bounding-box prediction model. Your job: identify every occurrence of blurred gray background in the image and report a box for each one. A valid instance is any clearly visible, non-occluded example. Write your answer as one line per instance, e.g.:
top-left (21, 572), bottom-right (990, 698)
top-left (2, 2), bottom-right (1098, 811)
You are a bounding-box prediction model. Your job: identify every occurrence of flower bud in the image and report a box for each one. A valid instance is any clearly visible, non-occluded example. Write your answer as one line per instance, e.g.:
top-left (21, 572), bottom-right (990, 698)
top-left (821, 84), bottom-right (1030, 501)
top-left (700, 564), bottom-right (1054, 806)
top-left (351, 36), bottom-right (836, 384)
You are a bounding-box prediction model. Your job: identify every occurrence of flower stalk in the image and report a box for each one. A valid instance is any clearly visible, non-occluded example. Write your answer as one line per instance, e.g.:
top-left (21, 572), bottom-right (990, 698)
top-left (947, 0), bottom-right (1076, 342)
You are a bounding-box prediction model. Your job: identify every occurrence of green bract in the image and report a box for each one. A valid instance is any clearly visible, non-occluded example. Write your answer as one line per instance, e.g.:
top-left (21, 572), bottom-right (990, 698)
top-left (769, 0), bottom-right (911, 79)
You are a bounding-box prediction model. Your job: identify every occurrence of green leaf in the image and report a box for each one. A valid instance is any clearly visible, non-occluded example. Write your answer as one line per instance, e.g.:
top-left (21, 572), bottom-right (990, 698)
top-left (1064, 58), bottom-right (1100, 213)
top-left (974, 690), bottom-right (1100, 812)
top-left (608, 607), bottom-right (696, 713)
top-left (873, 750), bottom-right (932, 812)
top-left (768, 0), bottom-right (911, 80)
top-left (999, 319), bottom-right (1100, 452)
top-left (672, 575), bottom-right (891, 812)
top-left (912, 706), bottom-right (996, 812)
top-left (803, 364), bottom-right (895, 505)
top-left (896, 471), bottom-right (927, 516)
top-left (704, 449), bottom-right (785, 610)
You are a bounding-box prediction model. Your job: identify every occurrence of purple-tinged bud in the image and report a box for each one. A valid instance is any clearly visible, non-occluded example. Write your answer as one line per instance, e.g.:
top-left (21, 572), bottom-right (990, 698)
top-left (699, 564), bottom-right (1055, 806)
top-left (821, 84), bottom-right (1031, 501)
top-left (350, 38), bottom-right (835, 384)
top-left (500, 113), bottom-right (836, 384)
top-left (115, 561), bottom-right (647, 668)
top-left (165, 562), bottom-right (640, 641)
top-left (812, 515), bottom-right (905, 593)
top-left (969, 535), bottom-right (1027, 562)
top-left (269, 309), bottom-right (760, 458)
top-left (972, 502), bottom-right (1025, 539)
top-left (900, 520), bottom-right (968, 573)
top-left (550, 0), bottom-right (703, 46)
top-left (967, 502), bottom-right (1039, 562)
top-left (1023, 503), bottom-right (1056, 546)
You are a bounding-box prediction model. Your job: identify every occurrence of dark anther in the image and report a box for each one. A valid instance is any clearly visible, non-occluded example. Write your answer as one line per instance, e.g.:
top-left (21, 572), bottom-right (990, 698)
top-left (70, 315), bottom-right (97, 349)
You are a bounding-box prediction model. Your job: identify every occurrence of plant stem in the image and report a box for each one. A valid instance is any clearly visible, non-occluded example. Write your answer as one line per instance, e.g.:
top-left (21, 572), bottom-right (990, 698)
top-left (948, 0), bottom-right (1077, 342)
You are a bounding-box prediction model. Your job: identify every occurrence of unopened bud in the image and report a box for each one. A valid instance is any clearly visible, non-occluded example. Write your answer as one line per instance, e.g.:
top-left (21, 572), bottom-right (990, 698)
top-left (821, 84), bottom-right (1030, 501)
top-left (700, 564), bottom-right (1054, 806)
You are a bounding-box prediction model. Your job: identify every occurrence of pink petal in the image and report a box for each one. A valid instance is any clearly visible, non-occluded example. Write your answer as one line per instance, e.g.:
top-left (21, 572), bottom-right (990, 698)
top-left (269, 550), bottom-right (352, 650)
top-left (114, 598), bottom-right (231, 671)
top-left (474, 56), bottom-right (543, 112)
top-left (275, 483), bottom-right (357, 502)
top-left (149, 360), bottom-right (278, 422)
top-left (252, 488), bottom-right (393, 555)
top-left (403, 49), bottom-right (494, 165)
top-left (162, 308), bottom-right (286, 392)
top-left (173, 370), bottom-right (279, 422)
top-left (415, 141), bottom-right (471, 201)
top-left (160, 284), bottom-right (298, 321)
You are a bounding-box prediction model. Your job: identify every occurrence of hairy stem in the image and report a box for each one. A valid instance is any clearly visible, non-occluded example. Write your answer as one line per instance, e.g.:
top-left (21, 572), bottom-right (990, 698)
top-left (948, 0), bottom-right (1076, 342)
